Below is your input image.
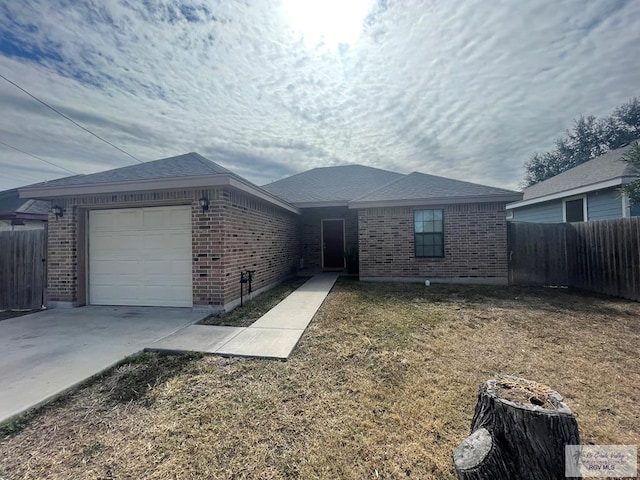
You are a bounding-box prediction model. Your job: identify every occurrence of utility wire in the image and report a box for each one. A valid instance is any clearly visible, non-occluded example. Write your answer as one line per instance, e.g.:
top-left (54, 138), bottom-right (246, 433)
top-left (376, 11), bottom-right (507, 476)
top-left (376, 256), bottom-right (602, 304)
top-left (0, 72), bottom-right (143, 164)
top-left (0, 139), bottom-right (80, 175)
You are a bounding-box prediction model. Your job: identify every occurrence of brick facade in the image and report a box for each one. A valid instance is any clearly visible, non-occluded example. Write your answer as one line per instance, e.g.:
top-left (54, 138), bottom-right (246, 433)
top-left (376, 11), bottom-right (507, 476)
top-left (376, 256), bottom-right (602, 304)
top-left (300, 207), bottom-right (358, 269)
top-left (47, 187), bottom-right (300, 308)
top-left (47, 205), bottom-right (78, 303)
top-left (358, 202), bottom-right (508, 280)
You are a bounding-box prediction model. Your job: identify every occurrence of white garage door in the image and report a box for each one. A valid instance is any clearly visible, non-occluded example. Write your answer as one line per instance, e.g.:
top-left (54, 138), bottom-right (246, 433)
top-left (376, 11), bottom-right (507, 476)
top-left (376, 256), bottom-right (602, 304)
top-left (89, 206), bottom-right (192, 307)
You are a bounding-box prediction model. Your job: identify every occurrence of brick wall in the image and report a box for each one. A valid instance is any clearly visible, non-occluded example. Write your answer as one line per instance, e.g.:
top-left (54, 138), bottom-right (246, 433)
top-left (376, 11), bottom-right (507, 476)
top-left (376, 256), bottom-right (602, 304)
top-left (358, 202), bottom-right (508, 279)
top-left (47, 205), bottom-right (78, 303)
top-left (300, 207), bottom-right (358, 268)
top-left (46, 187), bottom-right (300, 308)
top-left (192, 188), bottom-right (225, 306)
top-left (220, 190), bottom-right (300, 303)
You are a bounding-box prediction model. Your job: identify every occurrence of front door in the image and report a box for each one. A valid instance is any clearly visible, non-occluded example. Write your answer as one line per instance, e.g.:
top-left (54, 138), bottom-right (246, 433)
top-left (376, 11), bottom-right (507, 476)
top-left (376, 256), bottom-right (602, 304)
top-left (322, 219), bottom-right (345, 270)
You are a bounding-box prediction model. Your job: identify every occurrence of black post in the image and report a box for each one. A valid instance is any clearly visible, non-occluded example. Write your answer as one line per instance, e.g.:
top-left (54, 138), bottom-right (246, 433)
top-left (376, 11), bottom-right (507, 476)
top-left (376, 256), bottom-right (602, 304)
top-left (240, 271), bottom-right (246, 307)
top-left (247, 270), bottom-right (255, 294)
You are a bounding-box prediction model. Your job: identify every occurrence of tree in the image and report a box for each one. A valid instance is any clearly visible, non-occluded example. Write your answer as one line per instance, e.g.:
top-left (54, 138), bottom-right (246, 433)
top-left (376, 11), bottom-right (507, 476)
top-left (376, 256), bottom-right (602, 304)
top-left (621, 141), bottom-right (640, 205)
top-left (524, 97), bottom-right (640, 186)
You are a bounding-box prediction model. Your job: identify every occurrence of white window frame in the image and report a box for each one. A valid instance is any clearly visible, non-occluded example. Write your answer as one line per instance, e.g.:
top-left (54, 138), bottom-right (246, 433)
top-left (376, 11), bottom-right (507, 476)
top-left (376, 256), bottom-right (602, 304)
top-left (562, 194), bottom-right (588, 222)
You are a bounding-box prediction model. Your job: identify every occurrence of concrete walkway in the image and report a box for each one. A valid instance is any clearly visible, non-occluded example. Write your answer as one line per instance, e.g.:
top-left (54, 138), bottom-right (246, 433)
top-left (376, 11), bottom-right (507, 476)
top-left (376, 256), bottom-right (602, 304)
top-left (148, 274), bottom-right (338, 360)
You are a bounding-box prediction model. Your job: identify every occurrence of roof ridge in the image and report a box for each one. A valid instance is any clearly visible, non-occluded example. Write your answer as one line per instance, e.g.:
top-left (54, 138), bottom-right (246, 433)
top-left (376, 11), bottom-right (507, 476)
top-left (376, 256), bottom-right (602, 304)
top-left (350, 173), bottom-right (409, 201)
top-left (407, 171), bottom-right (520, 194)
top-left (262, 163), bottom-right (403, 187)
top-left (188, 152), bottom-right (232, 174)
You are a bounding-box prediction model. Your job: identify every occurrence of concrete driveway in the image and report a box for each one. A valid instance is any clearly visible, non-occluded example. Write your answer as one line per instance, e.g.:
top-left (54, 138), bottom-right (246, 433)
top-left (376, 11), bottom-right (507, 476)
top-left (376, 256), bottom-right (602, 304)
top-left (0, 306), bottom-right (205, 424)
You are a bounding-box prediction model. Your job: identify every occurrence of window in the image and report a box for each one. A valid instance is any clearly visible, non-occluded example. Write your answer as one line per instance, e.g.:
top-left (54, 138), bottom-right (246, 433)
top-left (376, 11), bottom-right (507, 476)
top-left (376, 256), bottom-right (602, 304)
top-left (414, 210), bottom-right (444, 257)
top-left (564, 196), bottom-right (586, 222)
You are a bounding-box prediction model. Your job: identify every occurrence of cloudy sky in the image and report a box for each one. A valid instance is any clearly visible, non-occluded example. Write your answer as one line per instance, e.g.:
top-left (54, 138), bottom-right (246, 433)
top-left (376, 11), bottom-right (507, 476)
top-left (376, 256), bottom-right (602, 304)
top-left (0, 0), bottom-right (638, 192)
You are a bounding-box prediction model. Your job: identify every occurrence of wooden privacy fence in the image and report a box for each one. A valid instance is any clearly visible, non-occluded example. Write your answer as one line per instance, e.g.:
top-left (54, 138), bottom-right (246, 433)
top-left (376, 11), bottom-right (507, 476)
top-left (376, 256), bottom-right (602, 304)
top-left (0, 229), bottom-right (47, 310)
top-left (508, 218), bottom-right (640, 301)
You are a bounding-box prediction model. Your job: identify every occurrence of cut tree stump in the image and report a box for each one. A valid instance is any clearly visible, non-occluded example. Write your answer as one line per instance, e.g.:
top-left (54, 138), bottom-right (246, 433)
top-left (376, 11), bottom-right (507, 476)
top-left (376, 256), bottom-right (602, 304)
top-left (453, 376), bottom-right (581, 480)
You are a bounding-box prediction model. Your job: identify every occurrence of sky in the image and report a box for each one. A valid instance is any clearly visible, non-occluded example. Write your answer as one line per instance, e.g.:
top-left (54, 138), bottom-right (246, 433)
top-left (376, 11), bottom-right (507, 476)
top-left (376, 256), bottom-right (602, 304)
top-left (0, 0), bottom-right (638, 192)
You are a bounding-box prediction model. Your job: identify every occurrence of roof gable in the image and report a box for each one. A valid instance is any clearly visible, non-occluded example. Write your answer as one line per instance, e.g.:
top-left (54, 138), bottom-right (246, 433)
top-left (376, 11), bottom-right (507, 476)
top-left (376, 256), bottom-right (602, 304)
top-left (31, 152), bottom-right (232, 188)
top-left (261, 165), bottom-right (404, 205)
top-left (18, 153), bottom-right (299, 214)
top-left (350, 172), bottom-right (521, 207)
top-left (522, 145), bottom-right (637, 201)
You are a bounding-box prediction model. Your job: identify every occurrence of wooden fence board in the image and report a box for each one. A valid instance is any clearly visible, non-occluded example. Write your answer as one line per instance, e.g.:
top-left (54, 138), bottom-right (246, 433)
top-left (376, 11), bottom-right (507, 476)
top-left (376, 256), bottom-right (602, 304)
top-left (508, 218), bottom-right (640, 302)
top-left (0, 229), bottom-right (46, 310)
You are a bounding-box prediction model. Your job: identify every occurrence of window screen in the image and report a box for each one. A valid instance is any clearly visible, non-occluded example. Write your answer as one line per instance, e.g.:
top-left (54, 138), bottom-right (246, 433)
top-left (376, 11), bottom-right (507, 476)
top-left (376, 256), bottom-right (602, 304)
top-left (414, 210), bottom-right (444, 257)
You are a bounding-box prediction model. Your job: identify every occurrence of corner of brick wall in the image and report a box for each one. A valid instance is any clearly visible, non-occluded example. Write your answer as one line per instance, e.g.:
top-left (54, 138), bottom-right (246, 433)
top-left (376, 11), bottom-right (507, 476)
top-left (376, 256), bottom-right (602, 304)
top-left (220, 189), bottom-right (301, 304)
top-left (47, 202), bottom-right (78, 303)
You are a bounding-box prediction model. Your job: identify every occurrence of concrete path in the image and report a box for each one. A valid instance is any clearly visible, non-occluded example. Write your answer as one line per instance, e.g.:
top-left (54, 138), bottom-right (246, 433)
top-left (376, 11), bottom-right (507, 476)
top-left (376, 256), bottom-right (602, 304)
top-left (0, 306), bottom-right (205, 424)
top-left (148, 274), bottom-right (338, 360)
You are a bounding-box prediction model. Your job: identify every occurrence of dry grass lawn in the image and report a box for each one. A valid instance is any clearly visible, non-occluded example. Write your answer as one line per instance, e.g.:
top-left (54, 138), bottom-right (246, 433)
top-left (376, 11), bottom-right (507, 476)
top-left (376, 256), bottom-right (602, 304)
top-left (1, 279), bottom-right (639, 479)
top-left (199, 276), bottom-right (310, 327)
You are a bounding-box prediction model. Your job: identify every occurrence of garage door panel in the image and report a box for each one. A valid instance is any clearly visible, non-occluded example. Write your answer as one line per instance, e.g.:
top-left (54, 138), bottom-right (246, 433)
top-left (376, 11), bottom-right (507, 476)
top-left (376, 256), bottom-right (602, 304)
top-left (117, 210), bottom-right (143, 229)
top-left (170, 260), bottom-right (192, 275)
top-left (89, 206), bottom-right (192, 307)
top-left (113, 233), bottom-right (142, 251)
top-left (142, 209), bottom-right (168, 228)
top-left (170, 207), bottom-right (192, 227)
top-left (89, 210), bottom-right (117, 230)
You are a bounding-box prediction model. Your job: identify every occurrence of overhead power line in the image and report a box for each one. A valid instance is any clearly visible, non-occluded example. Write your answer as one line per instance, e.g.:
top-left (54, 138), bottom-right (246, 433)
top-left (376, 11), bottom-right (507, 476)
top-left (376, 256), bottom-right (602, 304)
top-left (0, 139), bottom-right (79, 175)
top-left (0, 72), bottom-right (143, 164)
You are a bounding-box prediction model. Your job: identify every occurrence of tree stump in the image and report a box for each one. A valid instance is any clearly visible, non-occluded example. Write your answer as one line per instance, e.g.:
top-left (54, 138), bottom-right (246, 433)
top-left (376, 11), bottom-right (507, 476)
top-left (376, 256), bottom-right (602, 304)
top-left (453, 376), bottom-right (581, 480)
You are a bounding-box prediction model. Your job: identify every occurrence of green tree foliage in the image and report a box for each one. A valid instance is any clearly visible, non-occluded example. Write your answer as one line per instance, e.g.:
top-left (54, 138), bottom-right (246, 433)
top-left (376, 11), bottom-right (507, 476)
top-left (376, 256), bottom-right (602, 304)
top-left (621, 141), bottom-right (640, 205)
top-left (524, 98), bottom-right (640, 186)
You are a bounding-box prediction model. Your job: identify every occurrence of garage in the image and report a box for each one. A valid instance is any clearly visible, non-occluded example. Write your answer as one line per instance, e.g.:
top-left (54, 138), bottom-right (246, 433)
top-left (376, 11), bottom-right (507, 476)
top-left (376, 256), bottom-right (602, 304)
top-left (89, 206), bottom-right (192, 307)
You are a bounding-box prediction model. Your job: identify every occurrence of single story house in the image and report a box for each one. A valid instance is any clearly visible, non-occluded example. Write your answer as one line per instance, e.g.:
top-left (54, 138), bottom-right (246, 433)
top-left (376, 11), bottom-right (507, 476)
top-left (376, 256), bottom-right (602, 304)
top-left (0, 188), bottom-right (48, 231)
top-left (506, 145), bottom-right (640, 223)
top-left (19, 153), bottom-right (521, 310)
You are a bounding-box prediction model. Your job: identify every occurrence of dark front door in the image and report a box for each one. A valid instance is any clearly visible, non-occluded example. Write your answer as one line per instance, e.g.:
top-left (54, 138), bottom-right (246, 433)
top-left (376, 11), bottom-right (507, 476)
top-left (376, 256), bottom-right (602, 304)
top-left (322, 219), bottom-right (344, 270)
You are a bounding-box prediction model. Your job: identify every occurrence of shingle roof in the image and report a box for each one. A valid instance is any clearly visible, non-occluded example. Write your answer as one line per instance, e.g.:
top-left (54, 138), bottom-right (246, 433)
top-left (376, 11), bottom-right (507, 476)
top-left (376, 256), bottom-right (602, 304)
top-left (352, 172), bottom-right (520, 204)
top-left (523, 145), bottom-right (637, 201)
top-left (0, 189), bottom-right (48, 216)
top-left (33, 152), bottom-right (232, 187)
top-left (261, 165), bottom-right (404, 204)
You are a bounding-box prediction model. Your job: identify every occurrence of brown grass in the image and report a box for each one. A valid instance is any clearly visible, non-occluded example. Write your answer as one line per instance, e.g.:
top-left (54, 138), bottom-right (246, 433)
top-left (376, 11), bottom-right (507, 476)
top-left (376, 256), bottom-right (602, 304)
top-left (198, 276), bottom-right (311, 327)
top-left (1, 279), bottom-right (639, 479)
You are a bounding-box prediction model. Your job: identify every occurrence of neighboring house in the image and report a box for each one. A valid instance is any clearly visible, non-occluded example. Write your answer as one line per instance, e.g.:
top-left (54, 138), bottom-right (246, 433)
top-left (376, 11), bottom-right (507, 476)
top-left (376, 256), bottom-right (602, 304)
top-left (506, 145), bottom-right (640, 223)
top-left (0, 188), bottom-right (48, 231)
top-left (19, 153), bottom-right (521, 310)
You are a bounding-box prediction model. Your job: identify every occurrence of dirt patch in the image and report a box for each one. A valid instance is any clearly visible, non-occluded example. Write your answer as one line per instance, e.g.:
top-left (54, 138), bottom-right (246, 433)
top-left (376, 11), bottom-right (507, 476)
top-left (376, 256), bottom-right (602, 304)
top-left (1, 280), bottom-right (638, 479)
top-left (198, 276), bottom-right (310, 327)
top-left (97, 352), bottom-right (199, 406)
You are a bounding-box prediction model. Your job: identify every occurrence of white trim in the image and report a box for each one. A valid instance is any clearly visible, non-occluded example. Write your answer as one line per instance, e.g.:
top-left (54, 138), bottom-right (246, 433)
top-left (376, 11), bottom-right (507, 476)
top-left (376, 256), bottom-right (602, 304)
top-left (349, 193), bottom-right (522, 209)
top-left (293, 201), bottom-right (349, 208)
top-left (562, 194), bottom-right (587, 222)
top-left (506, 176), bottom-right (637, 209)
top-left (622, 191), bottom-right (631, 218)
top-left (505, 209), bottom-right (514, 220)
top-left (320, 218), bottom-right (346, 270)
